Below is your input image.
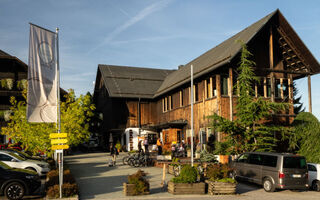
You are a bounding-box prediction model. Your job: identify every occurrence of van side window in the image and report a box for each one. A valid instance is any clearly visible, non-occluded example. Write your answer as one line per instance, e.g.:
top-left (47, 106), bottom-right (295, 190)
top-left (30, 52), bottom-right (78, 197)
top-left (262, 155), bottom-right (277, 167)
top-left (248, 154), bottom-right (262, 165)
top-left (237, 154), bottom-right (249, 163)
top-left (308, 164), bottom-right (317, 171)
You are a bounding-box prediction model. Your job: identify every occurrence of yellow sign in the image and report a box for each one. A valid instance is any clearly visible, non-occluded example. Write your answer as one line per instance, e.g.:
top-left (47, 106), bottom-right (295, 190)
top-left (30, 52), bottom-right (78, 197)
top-left (50, 133), bottom-right (68, 139)
top-left (51, 145), bottom-right (69, 150)
top-left (51, 139), bottom-right (68, 145)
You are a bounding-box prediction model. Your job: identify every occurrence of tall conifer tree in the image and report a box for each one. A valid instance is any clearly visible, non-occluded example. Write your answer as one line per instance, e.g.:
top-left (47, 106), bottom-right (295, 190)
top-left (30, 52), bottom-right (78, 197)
top-left (209, 41), bottom-right (288, 154)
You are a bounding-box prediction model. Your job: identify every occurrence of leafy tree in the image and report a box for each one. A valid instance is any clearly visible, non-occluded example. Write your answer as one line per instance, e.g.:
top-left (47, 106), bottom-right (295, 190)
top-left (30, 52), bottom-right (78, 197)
top-left (289, 112), bottom-right (320, 163)
top-left (293, 82), bottom-right (305, 114)
top-left (1, 89), bottom-right (95, 155)
top-left (209, 42), bottom-right (288, 154)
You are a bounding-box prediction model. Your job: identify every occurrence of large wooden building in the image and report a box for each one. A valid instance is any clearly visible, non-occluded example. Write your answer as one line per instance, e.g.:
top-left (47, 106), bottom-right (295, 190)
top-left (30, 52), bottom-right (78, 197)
top-left (93, 10), bottom-right (320, 150)
top-left (0, 49), bottom-right (28, 144)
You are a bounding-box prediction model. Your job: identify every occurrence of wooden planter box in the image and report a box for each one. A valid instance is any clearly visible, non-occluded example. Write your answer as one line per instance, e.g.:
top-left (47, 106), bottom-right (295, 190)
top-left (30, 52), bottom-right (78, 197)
top-left (123, 183), bottom-right (149, 196)
top-left (168, 181), bottom-right (205, 195)
top-left (206, 180), bottom-right (236, 195)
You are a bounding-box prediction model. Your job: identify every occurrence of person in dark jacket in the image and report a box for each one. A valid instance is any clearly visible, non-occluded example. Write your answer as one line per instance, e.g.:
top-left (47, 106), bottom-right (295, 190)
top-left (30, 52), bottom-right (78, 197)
top-left (110, 144), bottom-right (118, 166)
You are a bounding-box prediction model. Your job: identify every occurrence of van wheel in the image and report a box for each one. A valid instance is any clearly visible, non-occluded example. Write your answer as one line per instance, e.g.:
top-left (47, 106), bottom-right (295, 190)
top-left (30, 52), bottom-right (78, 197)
top-left (312, 181), bottom-right (320, 191)
top-left (263, 178), bottom-right (275, 192)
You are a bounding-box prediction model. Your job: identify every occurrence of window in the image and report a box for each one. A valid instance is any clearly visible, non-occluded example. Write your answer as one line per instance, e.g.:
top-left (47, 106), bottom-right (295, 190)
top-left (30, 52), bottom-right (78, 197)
top-left (275, 79), bottom-right (281, 98)
top-left (248, 154), bottom-right (262, 165)
top-left (262, 155), bottom-right (277, 167)
top-left (308, 164), bottom-right (317, 172)
top-left (194, 84), bottom-right (199, 102)
top-left (0, 153), bottom-right (13, 161)
top-left (221, 75), bottom-right (228, 95)
top-left (257, 78), bottom-right (264, 97)
top-left (212, 76), bottom-right (217, 97)
top-left (206, 78), bottom-right (211, 98)
top-left (169, 96), bottom-right (173, 110)
top-left (237, 154), bottom-right (249, 163)
top-left (267, 78), bottom-right (271, 97)
top-left (283, 80), bottom-right (289, 98)
top-left (180, 90), bottom-right (183, 107)
top-left (283, 157), bottom-right (307, 169)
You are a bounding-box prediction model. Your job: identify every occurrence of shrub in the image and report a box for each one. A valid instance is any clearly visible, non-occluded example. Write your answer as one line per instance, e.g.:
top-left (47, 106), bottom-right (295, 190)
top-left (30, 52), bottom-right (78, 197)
top-left (200, 149), bottom-right (218, 163)
top-left (206, 164), bottom-right (233, 182)
top-left (127, 170), bottom-right (149, 195)
top-left (172, 165), bottom-right (198, 183)
top-left (46, 169), bottom-right (76, 188)
top-left (216, 178), bottom-right (236, 183)
top-left (47, 183), bottom-right (78, 198)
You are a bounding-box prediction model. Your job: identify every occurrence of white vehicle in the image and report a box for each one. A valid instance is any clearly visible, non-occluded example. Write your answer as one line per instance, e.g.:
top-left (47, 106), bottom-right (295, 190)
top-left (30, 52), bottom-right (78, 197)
top-left (308, 163), bottom-right (320, 191)
top-left (0, 151), bottom-right (50, 176)
top-left (123, 128), bottom-right (158, 152)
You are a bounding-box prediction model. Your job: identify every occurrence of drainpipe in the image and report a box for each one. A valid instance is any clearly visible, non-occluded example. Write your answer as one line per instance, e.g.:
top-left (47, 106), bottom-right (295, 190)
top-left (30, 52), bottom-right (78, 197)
top-left (138, 98), bottom-right (141, 136)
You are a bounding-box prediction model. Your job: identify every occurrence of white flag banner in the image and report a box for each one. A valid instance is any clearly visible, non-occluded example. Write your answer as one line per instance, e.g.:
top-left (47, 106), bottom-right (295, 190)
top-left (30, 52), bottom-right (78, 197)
top-left (27, 24), bottom-right (57, 123)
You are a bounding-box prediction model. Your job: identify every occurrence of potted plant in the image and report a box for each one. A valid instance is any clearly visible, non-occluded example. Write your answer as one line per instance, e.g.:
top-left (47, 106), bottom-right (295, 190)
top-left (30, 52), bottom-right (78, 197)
top-left (205, 164), bottom-right (237, 195)
top-left (168, 165), bottom-right (205, 194)
top-left (168, 158), bottom-right (180, 175)
top-left (123, 170), bottom-right (149, 196)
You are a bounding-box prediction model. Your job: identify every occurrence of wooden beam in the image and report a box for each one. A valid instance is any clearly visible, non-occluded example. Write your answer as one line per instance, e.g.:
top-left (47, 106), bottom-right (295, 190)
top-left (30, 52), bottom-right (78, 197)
top-left (216, 74), bottom-right (221, 115)
top-left (264, 78), bottom-right (267, 98)
top-left (204, 79), bottom-right (208, 99)
top-left (209, 77), bottom-right (213, 98)
top-left (288, 75), bottom-right (293, 100)
top-left (269, 27), bottom-right (275, 102)
top-left (229, 68), bottom-right (233, 121)
top-left (308, 75), bottom-right (312, 113)
top-left (280, 78), bottom-right (284, 99)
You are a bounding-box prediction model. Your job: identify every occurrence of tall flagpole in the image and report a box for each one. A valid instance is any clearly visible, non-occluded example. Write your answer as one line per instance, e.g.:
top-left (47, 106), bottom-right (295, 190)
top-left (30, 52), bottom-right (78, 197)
top-left (56, 27), bottom-right (63, 199)
top-left (190, 65), bottom-right (194, 166)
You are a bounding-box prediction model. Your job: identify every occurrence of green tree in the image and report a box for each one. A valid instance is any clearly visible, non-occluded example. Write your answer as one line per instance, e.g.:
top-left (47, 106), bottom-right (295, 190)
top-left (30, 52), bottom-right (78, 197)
top-left (289, 112), bottom-right (320, 163)
top-left (1, 89), bottom-right (95, 155)
top-left (209, 42), bottom-right (288, 154)
top-left (293, 82), bottom-right (305, 114)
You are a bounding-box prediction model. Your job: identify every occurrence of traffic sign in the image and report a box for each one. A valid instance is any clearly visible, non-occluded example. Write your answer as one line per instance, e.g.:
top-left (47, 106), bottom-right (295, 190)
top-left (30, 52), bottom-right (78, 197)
top-left (50, 133), bottom-right (67, 139)
top-left (52, 145), bottom-right (69, 150)
top-left (51, 139), bottom-right (68, 145)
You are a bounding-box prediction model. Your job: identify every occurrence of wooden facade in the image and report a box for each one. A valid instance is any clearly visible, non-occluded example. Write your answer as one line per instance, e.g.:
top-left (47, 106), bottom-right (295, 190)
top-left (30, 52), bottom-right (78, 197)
top-left (93, 10), bottom-right (320, 149)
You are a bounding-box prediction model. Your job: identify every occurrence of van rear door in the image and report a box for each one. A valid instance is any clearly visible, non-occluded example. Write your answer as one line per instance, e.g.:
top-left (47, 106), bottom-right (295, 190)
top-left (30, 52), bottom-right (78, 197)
top-left (282, 156), bottom-right (308, 188)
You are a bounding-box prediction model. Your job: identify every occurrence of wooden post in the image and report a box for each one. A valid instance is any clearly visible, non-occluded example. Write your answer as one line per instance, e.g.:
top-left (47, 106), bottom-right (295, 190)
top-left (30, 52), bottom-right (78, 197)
top-left (210, 77), bottom-right (213, 98)
top-left (204, 79), bottom-right (208, 99)
top-left (263, 78), bottom-right (267, 98)
top-left (280, 78), bottom-right (284, 99)
top-left (308, 75), bottom-right (312, 113)
top-left (288, 75), bottom-right (293, 100)
top-left (269, 27), bottom-right (275, 102)
top-left (161, 163), bottom-right (166, 187)
top-left (229, 68), bottom-right (233, 121)
top-left (216, 74), bottom-right (221, 115)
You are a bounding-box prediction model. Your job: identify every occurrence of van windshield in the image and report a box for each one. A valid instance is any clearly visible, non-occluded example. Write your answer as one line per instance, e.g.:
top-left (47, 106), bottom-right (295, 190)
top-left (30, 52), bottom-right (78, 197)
top-left (283, 157), bottom-right (306, 169)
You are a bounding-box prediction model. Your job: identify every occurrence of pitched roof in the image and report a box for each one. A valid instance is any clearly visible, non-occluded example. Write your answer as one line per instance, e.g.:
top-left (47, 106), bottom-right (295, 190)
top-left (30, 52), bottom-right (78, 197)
top-left (98, 64), bottom-right (175, 99)
top-left (154, 10), bottom-right (277, 97)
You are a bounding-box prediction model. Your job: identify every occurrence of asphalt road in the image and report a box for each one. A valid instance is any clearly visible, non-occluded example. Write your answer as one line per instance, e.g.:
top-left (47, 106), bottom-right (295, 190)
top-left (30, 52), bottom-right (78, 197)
top-left (65, 152), bottom-right (320, 200)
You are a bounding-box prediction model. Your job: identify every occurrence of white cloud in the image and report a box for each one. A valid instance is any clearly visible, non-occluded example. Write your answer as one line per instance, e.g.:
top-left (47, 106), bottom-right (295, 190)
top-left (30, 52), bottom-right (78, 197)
top-left (88, 0), bottom-right (173, 54)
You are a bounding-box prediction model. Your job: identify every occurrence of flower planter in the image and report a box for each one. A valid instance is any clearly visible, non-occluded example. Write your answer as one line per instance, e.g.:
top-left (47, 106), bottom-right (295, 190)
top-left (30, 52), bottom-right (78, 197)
top-left (168, 165), bottom-right (175, 175)
top-left (206, 180), bottom-right (236, 195)
top-left (168, 181), bottom-right (205, 195)
top-left (123, 183), bottom-right (149, 196)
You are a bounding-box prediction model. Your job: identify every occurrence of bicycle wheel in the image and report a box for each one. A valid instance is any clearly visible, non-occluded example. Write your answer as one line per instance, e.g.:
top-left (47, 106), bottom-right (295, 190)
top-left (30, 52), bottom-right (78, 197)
top-left (133, 159), bottom-right (141, 167)
top-left (122, 156), bottom-right (129, 165)
top-left (128, 158), bottom-right (134, 166)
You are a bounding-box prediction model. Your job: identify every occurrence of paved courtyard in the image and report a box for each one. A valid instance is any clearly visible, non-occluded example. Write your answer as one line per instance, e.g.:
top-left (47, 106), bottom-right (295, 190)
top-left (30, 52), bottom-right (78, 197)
top-left (66, 152), bottom-right (320, 200)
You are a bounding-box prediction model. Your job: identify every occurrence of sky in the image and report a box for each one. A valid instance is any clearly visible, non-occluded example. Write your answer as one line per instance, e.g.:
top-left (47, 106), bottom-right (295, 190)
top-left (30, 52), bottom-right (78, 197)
top-left (1, 0), bottom-right (320, 119)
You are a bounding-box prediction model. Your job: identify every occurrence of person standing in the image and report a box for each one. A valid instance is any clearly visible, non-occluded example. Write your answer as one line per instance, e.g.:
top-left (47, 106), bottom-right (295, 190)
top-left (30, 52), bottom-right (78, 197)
top-left (157, 138), bottom-right (162, 155)
top-left (110, 144), bottom-right (118, 166)
top-left (138, 140), bottom-right (143, 153)
top-left (143, 137), bottom-right (149, 154)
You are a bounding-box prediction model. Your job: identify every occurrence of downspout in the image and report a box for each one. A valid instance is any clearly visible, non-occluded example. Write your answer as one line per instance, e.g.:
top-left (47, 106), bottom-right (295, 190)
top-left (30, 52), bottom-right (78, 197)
top-left (138, 97), bottom-right (141, 136)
